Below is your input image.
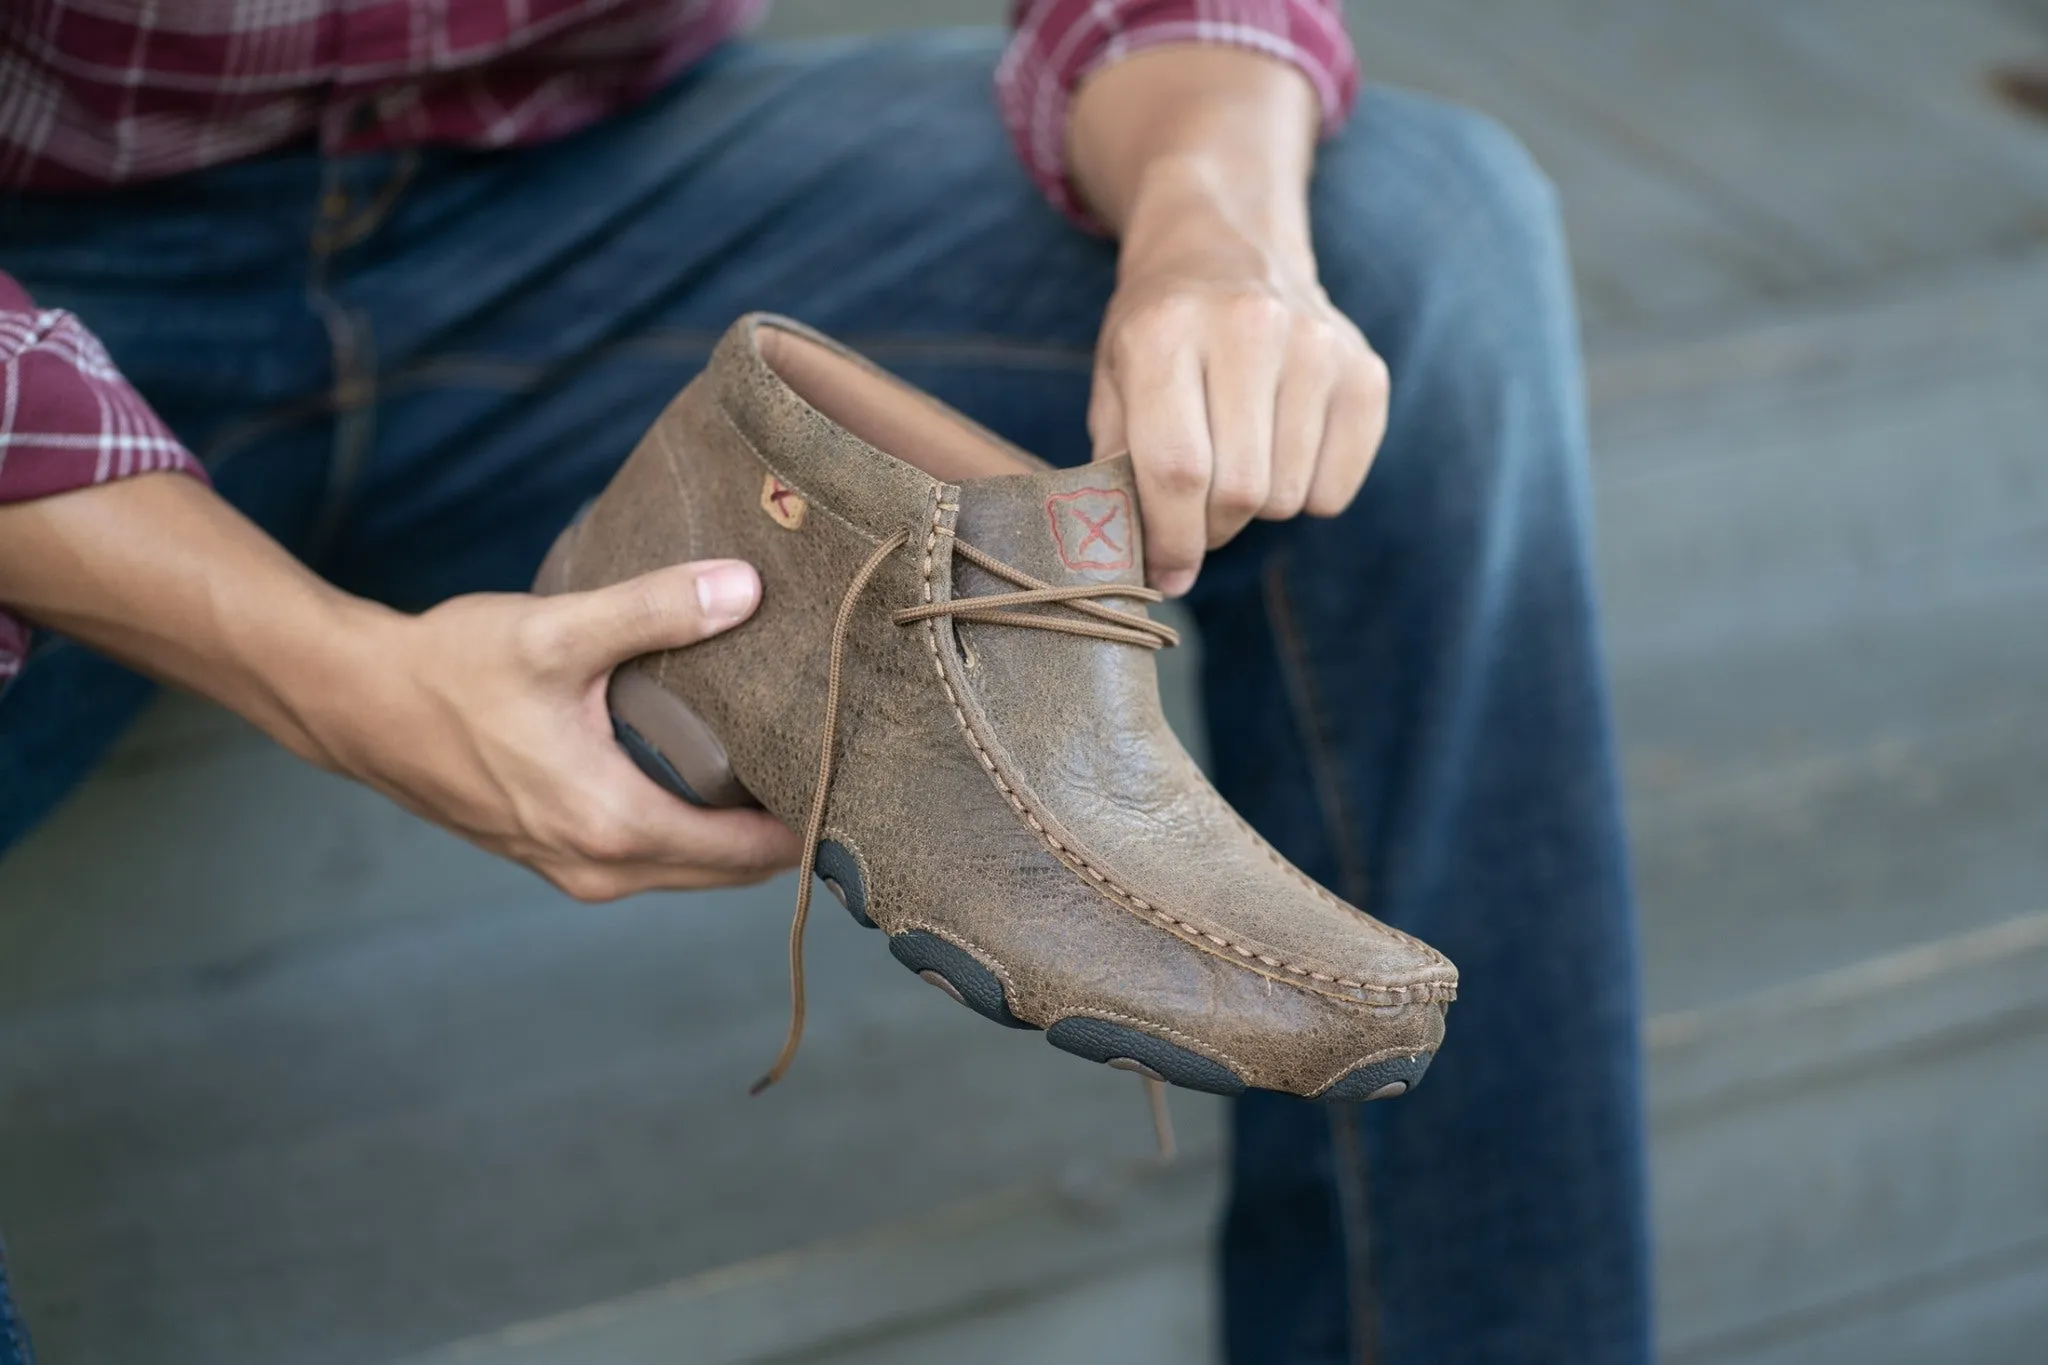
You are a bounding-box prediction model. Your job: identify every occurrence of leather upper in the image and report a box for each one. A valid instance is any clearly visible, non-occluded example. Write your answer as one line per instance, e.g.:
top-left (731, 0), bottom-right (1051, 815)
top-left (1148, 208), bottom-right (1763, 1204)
top-left (546, 314), bottom-right (1455, 1095)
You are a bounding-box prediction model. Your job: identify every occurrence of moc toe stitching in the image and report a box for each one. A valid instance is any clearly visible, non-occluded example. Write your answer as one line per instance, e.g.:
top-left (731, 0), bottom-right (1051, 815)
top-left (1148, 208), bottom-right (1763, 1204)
top-left (1220, 802), bottom-right (1457, 984)
top-left (908, 514), bottom-right (1454, 1008)
top-left (912, 511), bottom-right (1444, 1012)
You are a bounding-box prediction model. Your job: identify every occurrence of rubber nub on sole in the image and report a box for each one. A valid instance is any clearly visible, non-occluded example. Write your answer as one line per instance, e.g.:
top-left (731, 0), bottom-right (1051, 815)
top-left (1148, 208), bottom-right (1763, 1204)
top-left (1046, 1017), bottom-right (1246, 1097)
top-left (1316, 1051), bottom-right (1434, 1103)
top-left (814, 840), bottom-right (875, 928)
top-left (887, 931), bottom-right (1033, 1029)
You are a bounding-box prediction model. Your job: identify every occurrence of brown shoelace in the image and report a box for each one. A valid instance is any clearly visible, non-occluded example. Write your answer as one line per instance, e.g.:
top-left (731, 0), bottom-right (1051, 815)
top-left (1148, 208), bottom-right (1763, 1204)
top-left (750, 524), bottom-right (1179, 1096)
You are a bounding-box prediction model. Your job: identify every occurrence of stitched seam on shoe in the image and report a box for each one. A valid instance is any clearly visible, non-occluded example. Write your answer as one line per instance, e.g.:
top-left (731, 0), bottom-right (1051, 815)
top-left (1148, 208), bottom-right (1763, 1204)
top-left (898, 919), bottom-right (1022, 997)
top-left (651, 423), bottom-right (707, 693)
top-left (651, 423), bottom-right (705, 565)
top-left (913, 495), bottom-right (1451, 1009)
top-left (1064, 1008), bottom-right (1250, 1077)
top-left (1221, 802), bottom-right (1457, 981)
top-left (894, 920), bottom-right (1252, 1081)
top-left (820, 826), bottom-right (878, 921)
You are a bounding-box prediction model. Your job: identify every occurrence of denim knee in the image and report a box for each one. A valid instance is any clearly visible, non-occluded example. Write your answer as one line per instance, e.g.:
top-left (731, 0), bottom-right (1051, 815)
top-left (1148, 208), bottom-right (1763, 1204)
top-left (1301, 92), bottom-right (1594, 609)
top-left (1312, 90), bottom-right (1578, 422)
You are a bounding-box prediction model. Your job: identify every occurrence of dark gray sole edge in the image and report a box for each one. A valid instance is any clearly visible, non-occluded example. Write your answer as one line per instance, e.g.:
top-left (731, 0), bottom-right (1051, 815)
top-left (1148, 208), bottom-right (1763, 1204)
top-left (1316, 1051), bottom-right (1435, 1103)
top-left (814, 841), bottom-right (1435, 1104)
top-left (814, 840), bottom-right (875, 929)
top-left (613, 717), bottom-right (710, 806)
top-left (887, 931), bottom-right (1034, 1029)
top-left (1045, 1017), bottom-right (1247, 1097)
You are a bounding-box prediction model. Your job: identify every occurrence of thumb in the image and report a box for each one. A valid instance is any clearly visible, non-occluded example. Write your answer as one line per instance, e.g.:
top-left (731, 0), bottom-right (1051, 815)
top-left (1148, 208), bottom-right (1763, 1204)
top-left (548, 559), bottom-right (762, 672)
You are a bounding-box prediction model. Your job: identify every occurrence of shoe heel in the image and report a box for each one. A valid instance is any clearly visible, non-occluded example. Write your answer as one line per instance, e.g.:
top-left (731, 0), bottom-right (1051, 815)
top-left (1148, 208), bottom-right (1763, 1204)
top-left (536, 511), bottom-right (760, 810)
top-left (608, 658), bottom-right (758, 809)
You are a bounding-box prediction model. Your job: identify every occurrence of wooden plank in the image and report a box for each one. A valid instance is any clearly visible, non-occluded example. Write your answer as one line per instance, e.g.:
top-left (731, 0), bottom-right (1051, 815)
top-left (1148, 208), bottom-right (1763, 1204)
top-left (1586, 250), bottom-right (2048, 1007)
top-left (390, 913), bottom-right (2048, 1365)
top-left (396, 1158), bottom-right (1217, 1365)
top-left (1344, 3), bottom-right (1815, 335)
top-left (0, 873), bottom-right (1227, 1365)
top-left (1674, 1249), bottom-right (2048, 1365)
top-left (1651, 914), bottom-right (2048, 1360)
top-left (1766, 0), bottom-right (2048, 196)
top-left (811, 1252), bottom-right (1215, 1365)
top-left (1416, 0), bottom-right (2048, 288)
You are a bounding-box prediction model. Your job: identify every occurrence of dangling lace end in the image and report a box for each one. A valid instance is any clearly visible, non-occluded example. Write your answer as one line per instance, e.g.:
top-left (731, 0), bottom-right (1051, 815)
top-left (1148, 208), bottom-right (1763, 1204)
top-left (754, 529), bottom-right (911, 1099)
top-left (751, 870), bottom-right (815, 1096)
top-left (1145, 1076), bottom-right (1177, 1163)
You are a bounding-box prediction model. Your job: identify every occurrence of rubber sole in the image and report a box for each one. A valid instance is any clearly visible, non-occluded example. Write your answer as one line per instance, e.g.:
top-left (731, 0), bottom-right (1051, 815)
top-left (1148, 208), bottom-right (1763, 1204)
top-left (819, 837), bottom-right (1431, 1103)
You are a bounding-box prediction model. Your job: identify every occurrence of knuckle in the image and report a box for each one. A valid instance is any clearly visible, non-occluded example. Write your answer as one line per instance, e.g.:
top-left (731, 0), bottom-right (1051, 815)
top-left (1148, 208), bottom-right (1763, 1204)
top-left (1149, 450), bottom-right (1209, 495)
top-left (1118, 297), bottom-right (1197, 351)
top-left (1261, 480), bottom-right (1311, 520)
top-left (511, 608), bottom-right (577, 671)
top-left (553, 802), bottom-right (640, 864)
top-left (550, 865), bottom-right (623, 904)
top-left (1225, 291), bottom-right (1289, 335)
top-left (1211, 472), bottom-right (1267, 517)
top-left (1354, 348), bottom-right (1392, 399)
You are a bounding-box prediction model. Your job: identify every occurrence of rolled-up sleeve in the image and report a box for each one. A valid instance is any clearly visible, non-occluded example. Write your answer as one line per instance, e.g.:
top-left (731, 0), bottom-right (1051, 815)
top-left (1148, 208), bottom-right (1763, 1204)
top-left (997, 0), bottom-right (1360, 227)
top-left (0, 272), bottom-right (204, 682)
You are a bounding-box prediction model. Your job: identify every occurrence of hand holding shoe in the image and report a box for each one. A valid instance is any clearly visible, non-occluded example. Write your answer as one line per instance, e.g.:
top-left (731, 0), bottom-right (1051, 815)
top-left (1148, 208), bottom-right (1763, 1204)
top-left (311, 560), bottom-right (802, 901)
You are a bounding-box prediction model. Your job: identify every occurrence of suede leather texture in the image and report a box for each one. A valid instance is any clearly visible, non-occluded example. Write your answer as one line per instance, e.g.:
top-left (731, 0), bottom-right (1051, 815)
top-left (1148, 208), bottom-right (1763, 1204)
top-left (539, 314), bottom-right (1455, 1096)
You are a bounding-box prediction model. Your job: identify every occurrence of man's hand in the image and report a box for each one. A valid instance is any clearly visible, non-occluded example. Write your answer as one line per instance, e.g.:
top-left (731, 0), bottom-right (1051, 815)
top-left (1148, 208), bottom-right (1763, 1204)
top-left (1070, 45), bottom-right (1390, 597)
top-left (321, 561), bottom-right (800, 902)
top-left (0, 474), bottom-right (800, 899)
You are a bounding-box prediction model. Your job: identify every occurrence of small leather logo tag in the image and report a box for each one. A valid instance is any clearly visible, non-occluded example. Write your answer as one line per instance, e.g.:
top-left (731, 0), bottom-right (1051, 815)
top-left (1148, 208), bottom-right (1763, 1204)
top-left (761, 474), bottom-right (806, 529)
top-left (1046, 487), bottom-right (1134, 571)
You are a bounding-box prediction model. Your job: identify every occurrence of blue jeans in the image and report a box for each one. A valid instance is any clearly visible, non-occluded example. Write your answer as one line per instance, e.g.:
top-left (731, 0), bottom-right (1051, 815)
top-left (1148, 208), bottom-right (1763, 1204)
top-left (0, 31), bottom-right (1649, 1365)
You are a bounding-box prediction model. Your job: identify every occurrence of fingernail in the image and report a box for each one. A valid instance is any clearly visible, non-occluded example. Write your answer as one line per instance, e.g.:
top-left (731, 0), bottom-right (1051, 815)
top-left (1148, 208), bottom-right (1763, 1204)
top-left (1158, 570), bottom-right (1197, 599)
top-left (696, 561), bottom-right (759, 624)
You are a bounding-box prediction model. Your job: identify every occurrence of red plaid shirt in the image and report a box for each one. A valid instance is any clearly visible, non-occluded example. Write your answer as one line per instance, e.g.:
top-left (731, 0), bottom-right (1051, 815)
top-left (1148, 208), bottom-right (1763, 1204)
top-left (0, 0), bottom-right (1356, 682)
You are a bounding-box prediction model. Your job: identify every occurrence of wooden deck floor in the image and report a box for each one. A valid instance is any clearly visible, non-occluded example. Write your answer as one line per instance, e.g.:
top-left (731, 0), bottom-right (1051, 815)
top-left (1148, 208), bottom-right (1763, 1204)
top-left (5, 2), bottom-right (2048, 1362)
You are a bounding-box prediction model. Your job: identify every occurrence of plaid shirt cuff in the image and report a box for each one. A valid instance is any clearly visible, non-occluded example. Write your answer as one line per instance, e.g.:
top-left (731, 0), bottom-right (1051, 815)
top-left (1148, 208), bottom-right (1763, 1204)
top-left (1, 273), bottom-right (205, 684)
top-left (996, 0), bottom-right (1359, 230)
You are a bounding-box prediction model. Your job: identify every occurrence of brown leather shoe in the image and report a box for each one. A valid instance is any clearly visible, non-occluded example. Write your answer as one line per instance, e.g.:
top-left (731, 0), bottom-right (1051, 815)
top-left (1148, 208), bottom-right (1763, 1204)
top-left (535, 315), bottom-right (1456, 1102)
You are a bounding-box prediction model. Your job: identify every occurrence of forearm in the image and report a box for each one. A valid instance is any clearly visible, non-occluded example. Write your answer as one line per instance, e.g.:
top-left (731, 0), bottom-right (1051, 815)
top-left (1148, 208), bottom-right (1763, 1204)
top-left (1062, 42), bottom-right (1386, 594)
top-left (1068, 45), bottom-right (1320, 271)
top-left (0, 473), bottom-right (392, 764)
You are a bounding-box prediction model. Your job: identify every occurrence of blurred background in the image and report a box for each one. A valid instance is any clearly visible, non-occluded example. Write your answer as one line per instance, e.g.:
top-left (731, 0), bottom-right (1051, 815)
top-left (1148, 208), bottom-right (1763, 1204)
top-left (4, 1), bottom-right (2048, 1362)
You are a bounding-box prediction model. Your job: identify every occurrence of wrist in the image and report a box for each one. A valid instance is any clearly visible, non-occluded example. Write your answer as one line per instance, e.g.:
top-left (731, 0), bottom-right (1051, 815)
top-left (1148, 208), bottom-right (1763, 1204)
top-left (244, 587), bottom-right (410, 772)
top-left (1118, 153), bottom-right (1318, 288)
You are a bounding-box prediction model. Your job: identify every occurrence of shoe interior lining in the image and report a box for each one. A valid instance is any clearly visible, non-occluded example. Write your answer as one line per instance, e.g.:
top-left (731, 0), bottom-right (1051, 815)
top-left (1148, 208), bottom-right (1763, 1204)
top-left (758, 324), bottom-right (1036, 483)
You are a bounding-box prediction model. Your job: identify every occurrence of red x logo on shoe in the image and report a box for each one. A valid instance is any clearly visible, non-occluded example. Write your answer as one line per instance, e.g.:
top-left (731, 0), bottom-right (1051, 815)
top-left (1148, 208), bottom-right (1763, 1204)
top-left (761, 473), bottom-right (807, 529)
top-left (1046, 487), bottom-right (1135, 571)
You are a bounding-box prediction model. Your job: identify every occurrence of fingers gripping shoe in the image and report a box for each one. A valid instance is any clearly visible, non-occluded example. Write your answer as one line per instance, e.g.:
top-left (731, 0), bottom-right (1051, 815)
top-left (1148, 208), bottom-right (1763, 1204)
top-left (535, 315), bottom-right (1458, 1102)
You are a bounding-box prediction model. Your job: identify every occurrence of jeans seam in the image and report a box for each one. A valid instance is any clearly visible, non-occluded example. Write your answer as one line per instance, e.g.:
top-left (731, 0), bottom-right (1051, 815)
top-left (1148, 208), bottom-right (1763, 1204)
top-left (313, 150), bottom-right (418, 255)
top-left (1265, 549), bottom-right (1383, 1364)
top-left (1328, 1104), bottom-right (1381, 1365)
top-left (1261, 552), bottom-right (1372, 906)
top-left (305, 157), bottom-right (386, 564)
